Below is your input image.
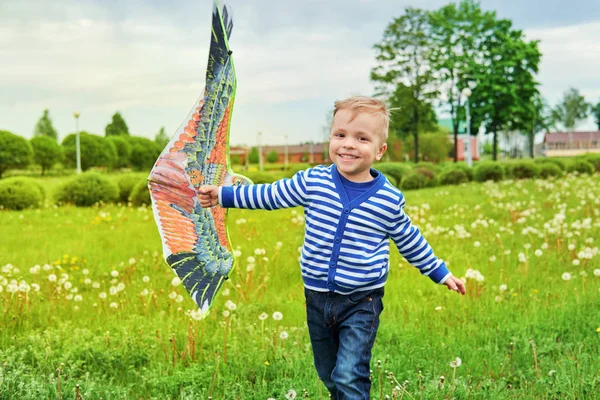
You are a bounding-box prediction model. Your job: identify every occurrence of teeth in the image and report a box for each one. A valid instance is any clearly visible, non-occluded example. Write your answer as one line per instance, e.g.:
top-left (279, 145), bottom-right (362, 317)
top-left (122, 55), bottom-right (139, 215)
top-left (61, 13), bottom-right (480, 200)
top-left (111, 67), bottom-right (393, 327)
top-left (340, 154), bottom-right (357, 159)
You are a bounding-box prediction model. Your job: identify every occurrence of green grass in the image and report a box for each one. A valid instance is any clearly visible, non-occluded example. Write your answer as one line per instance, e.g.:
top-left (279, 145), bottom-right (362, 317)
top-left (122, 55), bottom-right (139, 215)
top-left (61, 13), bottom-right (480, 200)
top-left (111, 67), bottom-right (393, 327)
top-left (1, 173), bottom-right (600, 399)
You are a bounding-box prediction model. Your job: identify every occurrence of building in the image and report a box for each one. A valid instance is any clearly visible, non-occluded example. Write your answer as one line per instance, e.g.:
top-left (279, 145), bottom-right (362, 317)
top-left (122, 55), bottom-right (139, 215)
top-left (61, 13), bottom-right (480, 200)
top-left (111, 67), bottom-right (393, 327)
top-left (437, 118), bottom-right (480, 161)
top-left (542, 131), bottom-right (600, 157)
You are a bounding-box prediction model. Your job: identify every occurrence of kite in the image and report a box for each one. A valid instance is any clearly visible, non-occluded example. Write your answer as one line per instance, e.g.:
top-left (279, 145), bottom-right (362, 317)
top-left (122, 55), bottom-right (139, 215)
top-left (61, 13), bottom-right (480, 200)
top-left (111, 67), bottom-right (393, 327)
top-left (148, 0), bottom-right (251, 318)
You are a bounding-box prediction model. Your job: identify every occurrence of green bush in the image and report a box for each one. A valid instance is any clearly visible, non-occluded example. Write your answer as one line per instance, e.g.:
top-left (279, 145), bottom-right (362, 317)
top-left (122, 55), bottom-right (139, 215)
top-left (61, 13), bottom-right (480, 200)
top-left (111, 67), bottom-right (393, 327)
top-left (441, 163), bottom-right (473, 181)
top-left (510, 161), bottom-right (540, 179)
top-left (0, 177), bottom-right (44, 210)
top-left (382, 173), bottom-right (397, 187)
top-left (116, 174), bottom-right (144, 203)
top-left (0, 130), bottom-right (34, 178)
top-left (438, 169), bottom-right (469, 185)
top-left (106, 136), bottom-right (132, 169)
top-left (130, 179), bottom-right (151, 206)
top-left (534, 157), bottom-right (567, 171)
top-left (30, 136), bottom-right (63, 175)
top-left (243, 171), bottom-right (286, 184)
top-left (127, 137), bottom-right (161, 172)
top-left (582, 154), bottom-right (600, 172)
top-left (56, 172), bottom-right (119, 206)
top-left (474, 162), bottom-right (505, 182)
top-left (375, 163), bottom-right (412, 184)
top-left (413, 164), bottom-right (438, 187)
top-left (282, 164), bottom-right (311, 178)
top-left (62, 132), bottom-right (117, 171)
top-left (400, 173), bottom-right (429, 191)
top-left (538, 163), bottom-right (563, 178)
top-left (566, 160), bottom-right (594, 175)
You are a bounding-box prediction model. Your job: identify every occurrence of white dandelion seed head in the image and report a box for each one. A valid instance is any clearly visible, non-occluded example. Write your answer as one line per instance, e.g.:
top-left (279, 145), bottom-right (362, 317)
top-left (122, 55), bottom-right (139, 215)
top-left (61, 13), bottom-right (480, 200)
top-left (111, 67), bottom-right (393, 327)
top-left (111, 270), bottom-right (119, 278)
top-left (169, 291), bottom-right (177, 299)
top-left (48, 274), bottom-right (57, 282)
top-left (449, 357), bottom-right (462, 368)
top-left (272, 311), bottom-right (283, 321)
top-left (280, 331), bottom-right (289, 340)
top-left (259, 312), bottom-right (268, 321)
top-left (142, 276), bottom-right (150, 283)
top-left (499, 284), bottom-right (507, 292)
top-left (225, 300), bottom-right (237, 311)
top-left (99, 292), bottom-right (107, 299)
top-left (171, 277), bottom-right (181, 286)
top-left (572, 259), bottom-right (580, 266)
top-left (109, 302), bottom-right (118, 309)
top-left (562, 272), bottom-right (572, 281)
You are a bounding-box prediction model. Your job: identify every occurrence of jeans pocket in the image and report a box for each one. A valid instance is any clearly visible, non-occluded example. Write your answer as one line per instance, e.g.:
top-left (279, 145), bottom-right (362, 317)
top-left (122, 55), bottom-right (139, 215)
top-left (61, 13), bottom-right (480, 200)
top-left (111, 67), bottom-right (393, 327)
top-left (346, 290), bottom-right (374, 306)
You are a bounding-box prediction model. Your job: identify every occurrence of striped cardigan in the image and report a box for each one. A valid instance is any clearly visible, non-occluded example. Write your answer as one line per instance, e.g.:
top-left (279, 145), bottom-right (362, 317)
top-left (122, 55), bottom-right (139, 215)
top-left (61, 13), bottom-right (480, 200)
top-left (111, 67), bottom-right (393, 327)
top-left (219, 164), bottom-right (451, 294)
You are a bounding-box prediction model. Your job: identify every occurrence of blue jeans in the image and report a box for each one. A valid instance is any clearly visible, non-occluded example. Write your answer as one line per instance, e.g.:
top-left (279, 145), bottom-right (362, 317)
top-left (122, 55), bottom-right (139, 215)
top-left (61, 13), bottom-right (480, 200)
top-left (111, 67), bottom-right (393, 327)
top-left (304, 287), bottom-right (385, 400)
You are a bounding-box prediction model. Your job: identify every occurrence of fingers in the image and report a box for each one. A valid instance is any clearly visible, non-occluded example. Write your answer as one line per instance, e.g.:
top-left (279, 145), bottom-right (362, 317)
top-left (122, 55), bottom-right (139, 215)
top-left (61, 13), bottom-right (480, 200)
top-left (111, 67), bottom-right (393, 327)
top-left (198, 185), bottom-right (218, 208)
top-left (445, 277), bottom-right (466, 296)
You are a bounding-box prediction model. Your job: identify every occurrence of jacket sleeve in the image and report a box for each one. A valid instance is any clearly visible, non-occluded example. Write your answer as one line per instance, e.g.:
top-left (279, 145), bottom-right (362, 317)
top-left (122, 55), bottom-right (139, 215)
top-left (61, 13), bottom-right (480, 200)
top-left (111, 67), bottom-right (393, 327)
top-left (218, 169), bottom-right (308, 210)
top-left (389, 194), bottom-right (451, 284)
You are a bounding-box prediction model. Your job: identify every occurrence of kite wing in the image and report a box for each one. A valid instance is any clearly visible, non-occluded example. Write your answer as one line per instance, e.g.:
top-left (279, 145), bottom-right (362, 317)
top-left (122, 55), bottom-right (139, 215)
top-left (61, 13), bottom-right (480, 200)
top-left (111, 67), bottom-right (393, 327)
top-left (148, 0), bottom-right (251, 318)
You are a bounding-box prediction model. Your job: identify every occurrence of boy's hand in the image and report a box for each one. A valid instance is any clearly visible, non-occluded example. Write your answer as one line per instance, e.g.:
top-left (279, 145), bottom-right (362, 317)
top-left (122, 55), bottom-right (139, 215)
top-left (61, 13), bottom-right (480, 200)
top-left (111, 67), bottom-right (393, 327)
top-left (443, 276), bottom-right (466, 295)
top-left (198, 185), bottom-right (219, 208)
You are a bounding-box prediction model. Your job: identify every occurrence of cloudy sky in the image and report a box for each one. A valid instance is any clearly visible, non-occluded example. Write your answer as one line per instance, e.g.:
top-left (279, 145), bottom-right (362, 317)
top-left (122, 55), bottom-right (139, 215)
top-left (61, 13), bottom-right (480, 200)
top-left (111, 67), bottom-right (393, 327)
top-left (1, 0), bottom-right (599, 146)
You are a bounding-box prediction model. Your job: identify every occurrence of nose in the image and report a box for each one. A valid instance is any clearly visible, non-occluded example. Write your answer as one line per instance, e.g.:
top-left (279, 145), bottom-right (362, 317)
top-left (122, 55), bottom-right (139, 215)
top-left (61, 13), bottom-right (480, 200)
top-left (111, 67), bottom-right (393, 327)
top-left (341, 137), bottom-right (355, 149)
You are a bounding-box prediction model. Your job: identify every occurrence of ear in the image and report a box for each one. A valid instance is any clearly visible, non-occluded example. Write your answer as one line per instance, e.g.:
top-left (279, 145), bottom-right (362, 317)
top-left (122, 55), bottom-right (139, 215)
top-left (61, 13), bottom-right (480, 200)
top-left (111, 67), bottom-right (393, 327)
top-left (376, 143), bottom-right (387, 161)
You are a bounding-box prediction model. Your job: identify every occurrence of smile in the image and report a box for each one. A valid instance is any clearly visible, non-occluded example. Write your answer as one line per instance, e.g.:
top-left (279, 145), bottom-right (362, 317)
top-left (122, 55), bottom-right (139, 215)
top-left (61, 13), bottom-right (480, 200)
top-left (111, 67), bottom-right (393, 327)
top-left (339, 154), bottom-right (358, 159)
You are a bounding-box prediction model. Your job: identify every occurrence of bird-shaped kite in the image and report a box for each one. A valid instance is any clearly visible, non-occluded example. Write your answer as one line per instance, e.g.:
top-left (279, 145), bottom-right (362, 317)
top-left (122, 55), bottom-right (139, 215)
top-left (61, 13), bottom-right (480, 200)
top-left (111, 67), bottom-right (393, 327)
top-left (148, 0), bottom-right (251, 318)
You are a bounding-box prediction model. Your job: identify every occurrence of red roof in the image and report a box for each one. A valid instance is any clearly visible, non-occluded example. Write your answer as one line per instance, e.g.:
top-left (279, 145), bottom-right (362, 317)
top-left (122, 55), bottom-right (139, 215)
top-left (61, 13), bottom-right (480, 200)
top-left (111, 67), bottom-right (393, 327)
top-left (544, 131), bottom-right (600, 143)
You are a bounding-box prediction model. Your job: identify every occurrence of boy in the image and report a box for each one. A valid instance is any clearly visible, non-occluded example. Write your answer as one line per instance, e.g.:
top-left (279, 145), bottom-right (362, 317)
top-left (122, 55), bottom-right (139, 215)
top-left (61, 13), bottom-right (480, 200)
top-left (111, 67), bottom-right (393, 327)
top-left (199, 96), bottom-right (466, 399)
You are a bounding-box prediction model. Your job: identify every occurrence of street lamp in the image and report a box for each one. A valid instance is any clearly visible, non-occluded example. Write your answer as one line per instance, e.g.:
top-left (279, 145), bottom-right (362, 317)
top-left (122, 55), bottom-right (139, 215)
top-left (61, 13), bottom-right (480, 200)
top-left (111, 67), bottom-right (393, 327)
top-left (257, 131), bottom-right (263, 172)
top-left (461, 88), bottom-right (473, 167)
top-left (73, 112), bottom-right (81, 174)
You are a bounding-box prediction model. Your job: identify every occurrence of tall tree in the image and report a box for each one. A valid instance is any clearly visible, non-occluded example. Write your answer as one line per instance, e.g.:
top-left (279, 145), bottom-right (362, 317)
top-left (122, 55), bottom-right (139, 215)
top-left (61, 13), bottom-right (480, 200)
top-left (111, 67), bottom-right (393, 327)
top-left (105, 112), bottom-right (130, 136)
top-left (592, 101), bottom-right (600, 130)
top-left (520, 93), bottom-right (551, 158)
top-left (551, 88), bottom-right (590, 131)
top-left (429, 0), bottom-right (498, 162)
top-left (470, 19), bottom-right (541, 160)
top-left (154, 126), bottom-right (169, 148)
top-left (371, 8), bottom-right (438, 163)
top-left (33, 109), bottom-right (59, 141)
top-left (30, 136), bottom-right (63, 175)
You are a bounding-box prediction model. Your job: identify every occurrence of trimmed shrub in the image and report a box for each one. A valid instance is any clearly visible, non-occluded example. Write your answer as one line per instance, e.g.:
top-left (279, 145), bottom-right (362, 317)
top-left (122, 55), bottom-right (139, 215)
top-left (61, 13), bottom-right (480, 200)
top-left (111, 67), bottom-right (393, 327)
top-left (0, 177), bottom-right (44, 210)
top-left (130, 180), bottom-right (151, 206)
top-left (400, 173), bottom-right (429, 191)
top-left (534, 157), bottom-right (566, 171)
top-left (474, 162), bottom-right (504, 182)
top-left (442, 163), bottom-right (473, 181)
top-left (438, 169), bottom-right (469, 185)
top-left (510, 161), bottom-right (540, 179)
top-left (566, 160), bottom-right (594, 174)
top-left (62, 132), bottom-right (117, 171)
top-left (582, 154), bottom-right (600, 172)
top-left (538, 163), bottom-right (562, 178)
top-left (30, 136), bottom-right (63, 175)
top-left (106, 136), bottom-right (132, 169)
top-left (127, 137), bottom-right (161, 172)
top-left (116, 174), bottom-right (144, 203)
top-left (413, 164), bottom-right (438, 187)
top-left (375, 163), bottom-right (412, 184)
top-left (56, 172), bottom-right (118, 206)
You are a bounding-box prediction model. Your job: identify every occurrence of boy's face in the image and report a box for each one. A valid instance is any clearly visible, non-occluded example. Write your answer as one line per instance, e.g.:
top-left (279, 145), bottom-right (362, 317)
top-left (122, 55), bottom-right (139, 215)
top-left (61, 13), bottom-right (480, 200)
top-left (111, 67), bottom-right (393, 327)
top-left (329, 109), bottom-right (387, 182)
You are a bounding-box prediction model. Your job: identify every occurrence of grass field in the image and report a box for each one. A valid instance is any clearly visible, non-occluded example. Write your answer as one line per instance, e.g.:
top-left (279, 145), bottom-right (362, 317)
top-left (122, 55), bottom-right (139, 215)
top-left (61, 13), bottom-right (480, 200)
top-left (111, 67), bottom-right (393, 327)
top-left (1, 172), bottom-right (599, 399)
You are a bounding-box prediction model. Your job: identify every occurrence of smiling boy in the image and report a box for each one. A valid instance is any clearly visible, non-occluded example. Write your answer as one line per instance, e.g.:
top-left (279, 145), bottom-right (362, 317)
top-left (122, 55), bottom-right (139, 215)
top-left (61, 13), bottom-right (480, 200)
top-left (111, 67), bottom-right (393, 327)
top-left (199, 96), bottom-right (465, 399)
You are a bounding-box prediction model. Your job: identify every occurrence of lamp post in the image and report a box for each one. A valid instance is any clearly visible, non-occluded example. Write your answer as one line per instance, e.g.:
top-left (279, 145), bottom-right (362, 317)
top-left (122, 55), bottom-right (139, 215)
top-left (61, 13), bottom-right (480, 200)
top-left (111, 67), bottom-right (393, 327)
top-left (462, 88), bottom-right (472, 167)
top-left (257, 131), bottom-right (263, 172)
top-left (284, 134), bottom-right (289, 169)
top-left (73, 112), bottom-right (81, 174)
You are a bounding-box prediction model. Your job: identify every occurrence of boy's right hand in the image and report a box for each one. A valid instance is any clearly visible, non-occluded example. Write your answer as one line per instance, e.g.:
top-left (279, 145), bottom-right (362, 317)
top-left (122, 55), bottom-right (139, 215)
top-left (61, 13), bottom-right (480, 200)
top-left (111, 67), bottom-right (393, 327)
top-left (198, 185), bottom-right (219, 208)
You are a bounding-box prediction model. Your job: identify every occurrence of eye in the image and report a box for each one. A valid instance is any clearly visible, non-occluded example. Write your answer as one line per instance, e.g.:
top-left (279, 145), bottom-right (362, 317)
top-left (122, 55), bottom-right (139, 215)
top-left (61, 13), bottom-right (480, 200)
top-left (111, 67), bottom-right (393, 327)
top-left (334, 132), bottom-right (344, 138)
top-left (359, 136), bottom-right (369, 142)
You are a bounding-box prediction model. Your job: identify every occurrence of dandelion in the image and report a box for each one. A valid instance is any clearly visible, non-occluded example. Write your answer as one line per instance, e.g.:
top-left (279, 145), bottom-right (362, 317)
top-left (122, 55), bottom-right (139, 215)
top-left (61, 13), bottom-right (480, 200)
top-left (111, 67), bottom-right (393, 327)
top-left (518, 253), bottom-right (527, 263)
top-left (275, 241), bottom-right (283, 249)
top-left (541, 243), bottom-right (549, 249)
top-left (18, 282), bottom-right (30, 293)
top-left (562, 272), bottom-right (572, 281)
top-left (489, 255), bottom-right (497, 262)
top-left (109, 302), bottom-right (118, 309)
top-left (572, 259), bottom-right (580, 266)
top-left (449, 357), bottom-right (462, 368)
top-left (524, 243), bottom-right (531, 249)
top-left (280, 331), bottom-right (289, 340)
top-left (247, 256), bottom-right (255, 263)
top-left (223, 310), bottom-right (230, 318)
top-left (568, 244), bottom-right (576, 251)
top-left (225, 300), bottom-right (237, 311)
top-left (140, 289), bottom-right (149, 296)
top-left (111, 270), bottom-right (119, 278)
top-left (474, 241), bottom-right (481, 247)
top-left (74, 295), bottom-right (83, 302)
top-left (246, 264), bottom-right (255, 272)
top-left (99, 292), bottom-right (107, 299)
top-left (142, 276), bottom-right (150, 283)
top-left (435, 306), bottom-right (443, 311)
top-left (31, 283), bottom-right (40, 292)
top-left (176, 295), bottom-right (184, 303)
top-left (171, 276), bottom-right (181, 286)
top-left (594, 269), bottom-right (600, 277)
top-left (82, 269), bottom-right (89, 275)
top-left (535, 249), bottom-right (543, 257)
top-left (580, 271), bottom-right (588, 277)
top-left (259, 312), bottom-right (268, 321)
top-left (548, 370), bottom-right (556, 376)
top-left (48, 274), bottom-right (57, 282)
top-left (84, 278), bottom-right (92, 285)
top-left (92, 282), bottom-right (100, 289)
top-left (495, 295), bottom-right (502, 302)
top-left (29, 265), bottom-right (40, 274)
top-left (285, 389), bottom-right (297, 400)
top-left (190, 308), bottom-right (204, 321)
top-left (64, 281), bottom-right (72, 290)
top-left (168, 291), bottom-right (177, 299)
top-left (499, 284), bottom-right (507, 292)
top-left (273, 311), bottom-right (283, 321)
top-left (128, 258), bottom-right (136, 265)
top-left (233, 249), bottom-right (242, 257)
top-left (109, 286), bottom-right (118, 296)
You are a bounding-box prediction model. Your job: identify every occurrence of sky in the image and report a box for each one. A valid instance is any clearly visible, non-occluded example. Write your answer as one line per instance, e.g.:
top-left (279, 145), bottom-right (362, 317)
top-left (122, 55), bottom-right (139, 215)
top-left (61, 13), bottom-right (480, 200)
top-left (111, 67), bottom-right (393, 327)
top-left (1, 0), bottom-right (599, 147)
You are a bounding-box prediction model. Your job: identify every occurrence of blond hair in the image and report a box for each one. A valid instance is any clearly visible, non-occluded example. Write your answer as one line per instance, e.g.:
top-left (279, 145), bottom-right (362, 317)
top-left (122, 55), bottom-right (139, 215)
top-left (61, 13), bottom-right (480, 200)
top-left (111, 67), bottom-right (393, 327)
top-left (333, 96), bottom-right (390, 141)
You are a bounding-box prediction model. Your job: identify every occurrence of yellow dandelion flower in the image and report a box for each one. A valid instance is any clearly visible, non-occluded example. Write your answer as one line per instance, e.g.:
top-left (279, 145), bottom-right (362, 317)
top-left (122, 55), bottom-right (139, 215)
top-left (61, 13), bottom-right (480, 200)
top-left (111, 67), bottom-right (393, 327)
top-left (596, 327), bottom-right (600, 333)
top-left (264, 360), bottom-right (270, 366)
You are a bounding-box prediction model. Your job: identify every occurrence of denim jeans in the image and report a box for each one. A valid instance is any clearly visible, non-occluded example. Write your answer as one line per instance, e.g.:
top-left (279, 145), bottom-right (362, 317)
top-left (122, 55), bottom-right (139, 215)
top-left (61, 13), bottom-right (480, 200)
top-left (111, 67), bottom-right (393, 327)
top-left (304, 287), bottom-right (385, 400)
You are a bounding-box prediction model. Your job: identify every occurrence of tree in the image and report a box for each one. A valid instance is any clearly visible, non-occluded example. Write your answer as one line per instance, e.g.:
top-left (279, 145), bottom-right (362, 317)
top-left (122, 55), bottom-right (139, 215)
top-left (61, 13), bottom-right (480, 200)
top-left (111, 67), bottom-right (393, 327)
top-left (404, 130), bottom-right (452, 163)
top-left (62, 132), bottom-right (117, 171)
top-left (470, 19), bottom-right (541, 160)
top-left (127, 136), bottom-right (161, 171)
top-left (551, 88), bottom-right (590, 132)
top-left (0, 130), bottom-right (33, 178)
top-left (30, 136), bottom-right (63, 175)
top-left (372, 8), bottom-right (438, 163)
top-left (33, 109), bottom-right (59, 141)
top-left (429, 0), bottom-right (499, 162)
top-left (248, 147), bottom-right (259, 164)
top-left (155, 126), bottom-right (170, 148)
top-left (105, 112), bottom-right (130, 136)
top-left (106, 136), bottom-right (132, 169)
top-left (592, 101), bottom-right (600, 130)
top-left (520, 93), bottom-right (551, 158)
top-left (266, 150), bottom-right (279, 163)
top-left (387, 83), bottom-right (438, 140)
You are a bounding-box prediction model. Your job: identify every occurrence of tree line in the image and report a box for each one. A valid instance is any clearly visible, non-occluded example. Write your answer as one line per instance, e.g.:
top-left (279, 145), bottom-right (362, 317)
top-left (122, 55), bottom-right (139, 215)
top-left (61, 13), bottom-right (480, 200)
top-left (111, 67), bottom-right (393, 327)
top-left (371, 0), bottom-right (600, 162)
top-left (0, 111), bottom-right (170, 178)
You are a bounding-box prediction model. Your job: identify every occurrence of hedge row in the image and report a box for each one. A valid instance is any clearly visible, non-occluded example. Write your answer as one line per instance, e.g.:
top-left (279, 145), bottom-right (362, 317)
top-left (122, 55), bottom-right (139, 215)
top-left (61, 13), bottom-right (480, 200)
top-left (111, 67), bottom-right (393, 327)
top-left (1, 155), bottom-right (597, 209)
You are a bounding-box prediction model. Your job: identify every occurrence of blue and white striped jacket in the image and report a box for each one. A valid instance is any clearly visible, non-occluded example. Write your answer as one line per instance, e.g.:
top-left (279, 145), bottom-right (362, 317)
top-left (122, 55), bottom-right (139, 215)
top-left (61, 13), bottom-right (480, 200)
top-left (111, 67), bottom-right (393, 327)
top-left (219, 164), bottom-right (451, 294)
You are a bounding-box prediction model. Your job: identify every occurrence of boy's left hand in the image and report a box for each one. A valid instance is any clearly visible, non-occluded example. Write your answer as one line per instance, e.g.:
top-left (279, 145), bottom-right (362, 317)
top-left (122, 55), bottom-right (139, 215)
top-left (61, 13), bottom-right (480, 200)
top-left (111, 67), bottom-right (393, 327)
top-left (443, 276), bottom-right (466, 295)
